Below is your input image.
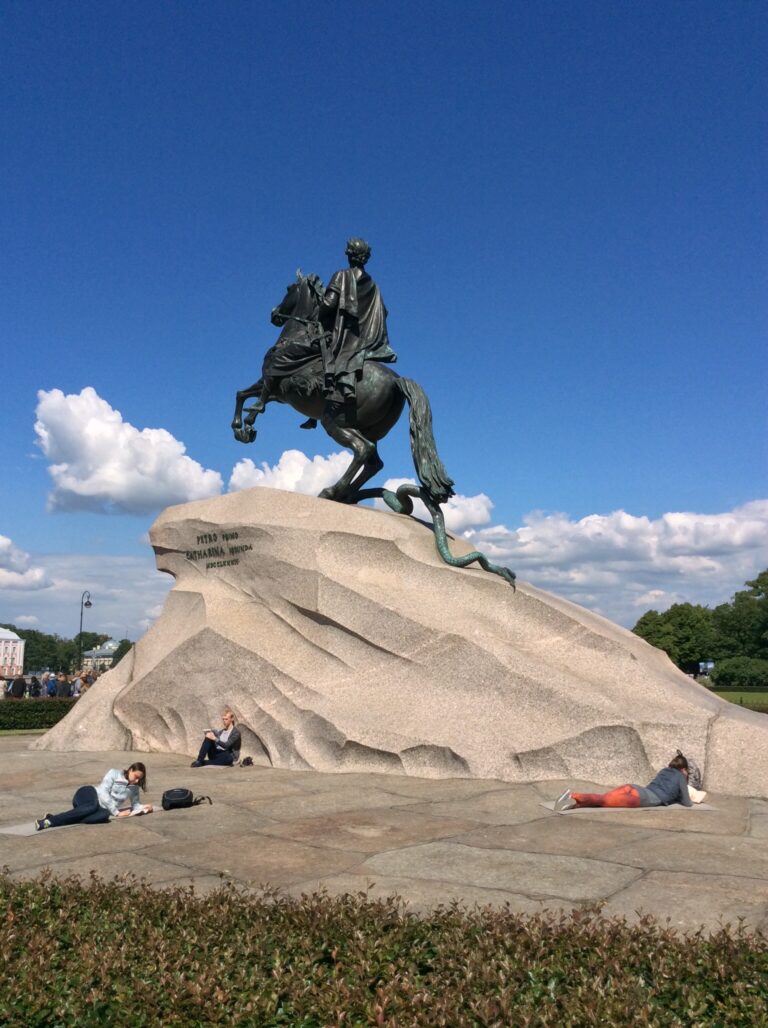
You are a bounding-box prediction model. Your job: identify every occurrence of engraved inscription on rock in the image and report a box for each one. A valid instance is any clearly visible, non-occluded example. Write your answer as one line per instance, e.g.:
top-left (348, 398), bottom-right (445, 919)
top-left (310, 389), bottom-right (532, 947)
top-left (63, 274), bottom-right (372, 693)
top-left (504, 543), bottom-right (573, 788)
top-left (183, 530), bottom-right (253, 571)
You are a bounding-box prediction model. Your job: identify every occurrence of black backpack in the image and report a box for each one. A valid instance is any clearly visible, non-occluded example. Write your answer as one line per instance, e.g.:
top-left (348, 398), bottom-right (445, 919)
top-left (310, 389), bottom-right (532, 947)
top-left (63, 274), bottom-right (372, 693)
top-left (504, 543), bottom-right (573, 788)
top-left (161, 788), bottom-right (212, 811)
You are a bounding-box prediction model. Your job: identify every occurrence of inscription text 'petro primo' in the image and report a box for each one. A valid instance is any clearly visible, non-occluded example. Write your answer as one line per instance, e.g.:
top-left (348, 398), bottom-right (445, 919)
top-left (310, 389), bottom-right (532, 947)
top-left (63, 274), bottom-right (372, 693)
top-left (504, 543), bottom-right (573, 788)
top-left (184, 529), bottom-right (253, 570)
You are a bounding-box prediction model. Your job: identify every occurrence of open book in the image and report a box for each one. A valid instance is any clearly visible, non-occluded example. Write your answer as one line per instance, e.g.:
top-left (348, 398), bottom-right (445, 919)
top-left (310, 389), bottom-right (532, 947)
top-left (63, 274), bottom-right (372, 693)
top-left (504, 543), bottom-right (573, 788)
top-left (688, 786), bottom-right (707, 804)
top-left (128, 805), bottom-right (152, 816)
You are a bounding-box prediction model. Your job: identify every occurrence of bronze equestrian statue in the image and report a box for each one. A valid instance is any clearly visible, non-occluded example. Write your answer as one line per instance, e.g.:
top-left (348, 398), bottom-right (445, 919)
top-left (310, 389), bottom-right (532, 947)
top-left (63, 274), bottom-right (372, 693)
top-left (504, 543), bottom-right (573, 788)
top-left (231, 240), bottom-right (514, 586)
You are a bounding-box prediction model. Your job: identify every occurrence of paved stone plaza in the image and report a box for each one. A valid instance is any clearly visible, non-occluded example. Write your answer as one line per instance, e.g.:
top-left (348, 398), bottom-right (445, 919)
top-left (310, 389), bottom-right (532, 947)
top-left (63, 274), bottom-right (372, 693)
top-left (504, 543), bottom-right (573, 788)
top-left (2, 736), bottom-right (767, 934)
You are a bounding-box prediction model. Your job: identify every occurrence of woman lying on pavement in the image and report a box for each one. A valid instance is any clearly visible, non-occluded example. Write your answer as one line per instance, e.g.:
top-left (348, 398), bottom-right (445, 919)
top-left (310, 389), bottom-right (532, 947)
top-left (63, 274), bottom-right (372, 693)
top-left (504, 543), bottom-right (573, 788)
top-left (35, 762), bottom-right (152, 830)
top-left (554, 753), bottom-right (692, 811)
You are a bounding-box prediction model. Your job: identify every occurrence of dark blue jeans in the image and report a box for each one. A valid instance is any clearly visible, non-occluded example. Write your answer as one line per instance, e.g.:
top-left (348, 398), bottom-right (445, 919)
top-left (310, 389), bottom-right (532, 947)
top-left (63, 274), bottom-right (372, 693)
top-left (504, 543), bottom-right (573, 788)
top-left (196, 737), bottom-right (235, 766)
top-left (47, 786), bottom-right (111, 827)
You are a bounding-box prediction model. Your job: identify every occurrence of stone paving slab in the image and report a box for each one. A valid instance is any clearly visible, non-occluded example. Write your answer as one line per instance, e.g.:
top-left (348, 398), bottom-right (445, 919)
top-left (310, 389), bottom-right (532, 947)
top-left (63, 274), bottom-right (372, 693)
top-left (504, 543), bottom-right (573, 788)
top-left (359, 840), bottom-right (643, 902)
top-left (599, 870), bottom-right (768, 934)
top-left (332, 775), bottom-right (516, 802)
top-left (453, 818), bottom-right (663, 860)
top-left (7, 850), bottom-right (199, 885)
top-left (257, 807), bottom-right (479, 852)
top-left (407, 785), bottom-right (550, 826)
top-left (127, 803), bottom-right (279, 842)
top-left (1, 737), bottom-right (767, 934)
top-left (0, 819), bottom-right (164, 870)
top-left (249, 786), bottom-right (422, 821)
top-left (606, 830), bottom-right (768, 878)
top-left (147, 832), bottom-right (366, 887)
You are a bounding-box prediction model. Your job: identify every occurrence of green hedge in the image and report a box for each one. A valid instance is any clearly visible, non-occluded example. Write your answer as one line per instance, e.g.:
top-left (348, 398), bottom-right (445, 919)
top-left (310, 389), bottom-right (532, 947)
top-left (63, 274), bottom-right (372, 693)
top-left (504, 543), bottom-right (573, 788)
top-left (711, 656), bottom-right (768, 690)
top-left (0, 698), bottom-right (76, 731)
top-left (0, 875), bottom-right (766, 1026)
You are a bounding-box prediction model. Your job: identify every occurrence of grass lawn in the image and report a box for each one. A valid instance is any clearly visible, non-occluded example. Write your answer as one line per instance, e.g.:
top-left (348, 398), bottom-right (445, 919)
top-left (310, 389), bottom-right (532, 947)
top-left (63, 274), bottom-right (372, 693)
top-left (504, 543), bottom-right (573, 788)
top-left (713, 689), bottom-right (768, 709)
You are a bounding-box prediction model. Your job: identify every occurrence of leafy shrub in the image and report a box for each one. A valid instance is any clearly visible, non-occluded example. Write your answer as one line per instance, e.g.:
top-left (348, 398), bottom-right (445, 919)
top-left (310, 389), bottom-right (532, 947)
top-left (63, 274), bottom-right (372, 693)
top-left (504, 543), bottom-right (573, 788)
top-left (0, 873), bottom-right (766, 1026)
top-left (0, 698), bottom-right (76, 731)
top-left (711, 656), bottom-right (768, 690)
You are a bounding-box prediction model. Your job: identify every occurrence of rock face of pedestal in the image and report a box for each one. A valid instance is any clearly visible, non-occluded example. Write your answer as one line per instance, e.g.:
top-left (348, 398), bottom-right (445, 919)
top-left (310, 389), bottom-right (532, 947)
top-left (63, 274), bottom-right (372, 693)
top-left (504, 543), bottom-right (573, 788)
top-left (36, 488), bottom-right (768, 798)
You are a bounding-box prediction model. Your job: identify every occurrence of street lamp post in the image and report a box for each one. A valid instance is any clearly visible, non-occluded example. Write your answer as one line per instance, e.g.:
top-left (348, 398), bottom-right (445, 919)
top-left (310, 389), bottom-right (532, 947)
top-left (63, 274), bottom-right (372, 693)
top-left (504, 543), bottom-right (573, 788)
top-left (78, 591), bottom-right (93, 671)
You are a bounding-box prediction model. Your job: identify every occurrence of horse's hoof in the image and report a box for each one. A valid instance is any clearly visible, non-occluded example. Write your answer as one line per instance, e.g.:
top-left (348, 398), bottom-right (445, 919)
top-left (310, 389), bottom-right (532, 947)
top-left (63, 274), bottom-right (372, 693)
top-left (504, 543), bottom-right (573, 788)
top-left (233, 426), bottom-right (256, 444)
top-left (318, 487), bottom-right (336, 501)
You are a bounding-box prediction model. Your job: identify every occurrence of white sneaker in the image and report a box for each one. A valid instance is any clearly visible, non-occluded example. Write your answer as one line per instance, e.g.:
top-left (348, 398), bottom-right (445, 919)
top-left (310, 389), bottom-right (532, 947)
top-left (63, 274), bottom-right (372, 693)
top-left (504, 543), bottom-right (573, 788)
top-left (554, 789), bottom-right (576, 812)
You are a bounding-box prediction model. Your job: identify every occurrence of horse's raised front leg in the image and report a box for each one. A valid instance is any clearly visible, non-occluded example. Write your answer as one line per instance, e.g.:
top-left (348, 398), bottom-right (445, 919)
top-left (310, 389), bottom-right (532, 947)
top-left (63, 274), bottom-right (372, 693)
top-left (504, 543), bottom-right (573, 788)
top-left (318, 419), bottom-right (378, 502)
top-left (232, 380), bottom-right (263, 443)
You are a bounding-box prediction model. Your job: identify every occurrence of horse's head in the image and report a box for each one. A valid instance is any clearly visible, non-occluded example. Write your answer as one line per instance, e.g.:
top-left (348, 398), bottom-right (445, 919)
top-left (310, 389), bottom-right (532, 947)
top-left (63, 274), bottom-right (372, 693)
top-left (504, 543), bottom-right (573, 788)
top-left (271, 270), bottom-right (324, 326)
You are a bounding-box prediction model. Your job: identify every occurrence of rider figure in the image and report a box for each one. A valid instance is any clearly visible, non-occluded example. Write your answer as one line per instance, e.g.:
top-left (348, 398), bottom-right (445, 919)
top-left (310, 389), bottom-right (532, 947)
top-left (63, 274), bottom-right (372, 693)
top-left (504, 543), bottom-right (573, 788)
top-left (318, 238), bottom-right (397, 418)
top-left (249, 240), bottom-right (396, 430)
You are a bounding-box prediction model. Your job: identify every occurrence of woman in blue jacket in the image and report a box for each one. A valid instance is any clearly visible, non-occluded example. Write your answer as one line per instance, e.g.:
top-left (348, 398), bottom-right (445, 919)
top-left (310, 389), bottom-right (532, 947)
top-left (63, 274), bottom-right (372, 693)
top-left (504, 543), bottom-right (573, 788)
top-left (35, 763), bottom-right (152, 830)
top-left (555, 753), bottom-right (692, 811)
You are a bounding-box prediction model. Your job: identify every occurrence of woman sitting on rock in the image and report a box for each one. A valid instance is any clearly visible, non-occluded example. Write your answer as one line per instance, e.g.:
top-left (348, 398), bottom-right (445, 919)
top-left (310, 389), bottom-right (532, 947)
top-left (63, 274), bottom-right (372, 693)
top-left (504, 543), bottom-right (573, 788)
top-left (555, 753), bottom-right (692, 811)
top-left (35, 763), bottom-right (152, 830)
top-left (191, 708), bottom-right (241, 767)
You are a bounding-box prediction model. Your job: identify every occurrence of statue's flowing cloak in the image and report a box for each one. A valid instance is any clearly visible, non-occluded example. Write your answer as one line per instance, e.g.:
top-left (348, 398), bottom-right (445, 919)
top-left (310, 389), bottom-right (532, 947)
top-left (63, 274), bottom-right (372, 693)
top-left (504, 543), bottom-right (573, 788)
top-left (326, 268), bottom-right (398, 376)
top-left (261, 333), bottom-right (322, 380)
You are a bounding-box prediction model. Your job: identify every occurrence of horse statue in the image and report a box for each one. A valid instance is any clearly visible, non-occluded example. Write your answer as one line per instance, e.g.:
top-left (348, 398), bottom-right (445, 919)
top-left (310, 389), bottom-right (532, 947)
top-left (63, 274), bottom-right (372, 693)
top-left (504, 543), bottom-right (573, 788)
top-left (232, 272), bottom-right (515, 586)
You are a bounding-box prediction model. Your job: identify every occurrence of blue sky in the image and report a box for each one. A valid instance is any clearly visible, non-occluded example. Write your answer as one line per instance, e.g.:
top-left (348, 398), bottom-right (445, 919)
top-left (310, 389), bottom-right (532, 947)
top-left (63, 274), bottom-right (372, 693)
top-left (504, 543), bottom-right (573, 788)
top-left (1, 1), bottom-right (766, 639)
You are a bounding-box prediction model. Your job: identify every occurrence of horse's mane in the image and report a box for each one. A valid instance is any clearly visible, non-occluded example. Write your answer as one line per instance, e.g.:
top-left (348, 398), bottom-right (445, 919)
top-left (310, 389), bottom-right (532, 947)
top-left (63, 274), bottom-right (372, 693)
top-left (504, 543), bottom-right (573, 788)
top-left (300, 271), bottom-right (325, 309)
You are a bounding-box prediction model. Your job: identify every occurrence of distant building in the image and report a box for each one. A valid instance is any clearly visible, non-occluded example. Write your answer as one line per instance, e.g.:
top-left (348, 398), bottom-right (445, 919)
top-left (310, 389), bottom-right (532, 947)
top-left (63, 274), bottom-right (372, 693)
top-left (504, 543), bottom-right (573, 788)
top-left (82, 638), bottom-right (120, 672)
top-left (0, 628), bottom-right (25, 677)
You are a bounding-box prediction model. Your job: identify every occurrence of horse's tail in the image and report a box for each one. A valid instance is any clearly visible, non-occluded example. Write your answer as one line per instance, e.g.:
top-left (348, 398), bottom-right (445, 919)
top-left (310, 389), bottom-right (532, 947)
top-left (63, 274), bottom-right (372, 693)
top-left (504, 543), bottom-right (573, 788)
top-left (396, 377), bottom-right (455, 504)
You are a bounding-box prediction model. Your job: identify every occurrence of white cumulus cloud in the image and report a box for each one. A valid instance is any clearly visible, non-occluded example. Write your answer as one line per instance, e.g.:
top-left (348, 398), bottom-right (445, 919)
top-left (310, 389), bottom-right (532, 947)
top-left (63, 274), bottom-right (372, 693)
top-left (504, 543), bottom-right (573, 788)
top-left (228, 454), bottom-right (495, 537)
top-left (229, 450), bottom-right (352, 495)
top-left (227, 448), bottom-right (768, 625)
top-left (0, 552), bottom-right (173, 640)
top-left (138, 602), bottom-right (165, 633)
top-left (0, 535), bottom-right (50, 590)
top-left (374, 477), bottom-right (494, 534)
top-left (464, 500), bottom-right (768, 624)
top-left (35, 387), bottom-right (223, 515)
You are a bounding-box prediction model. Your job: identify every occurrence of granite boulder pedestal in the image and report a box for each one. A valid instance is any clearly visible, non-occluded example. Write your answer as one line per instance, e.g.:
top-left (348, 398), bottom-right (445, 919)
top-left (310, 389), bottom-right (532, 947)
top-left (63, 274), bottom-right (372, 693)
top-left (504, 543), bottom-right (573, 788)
top-left (35, 488), bottom-right (768, 799)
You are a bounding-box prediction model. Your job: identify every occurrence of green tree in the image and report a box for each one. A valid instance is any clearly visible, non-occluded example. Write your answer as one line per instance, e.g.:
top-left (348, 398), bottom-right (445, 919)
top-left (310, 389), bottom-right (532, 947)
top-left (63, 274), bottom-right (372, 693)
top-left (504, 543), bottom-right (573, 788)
top-left (633, 568), bottom-right (768, 673)
top-left (58, 639), bottom-right (79, 673)
top-left (1, 625), bottom-right (67, 672)
top-left (632, 603), bottom-right (716, 673)
top-left (0, 625), bottom-right (116, 673)
top-left (712, 570), bottom-right (768, 661)
top-left (75, 631), bottom-right (109, 655)
top-left (110, 639), bottom-right (133, 668)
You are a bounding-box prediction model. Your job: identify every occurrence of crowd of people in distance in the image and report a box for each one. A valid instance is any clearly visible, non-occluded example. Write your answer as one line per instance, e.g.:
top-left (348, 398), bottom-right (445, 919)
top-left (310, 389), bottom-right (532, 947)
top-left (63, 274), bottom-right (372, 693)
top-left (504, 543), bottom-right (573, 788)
top-left (1, 669), bottom-right (102, 700)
